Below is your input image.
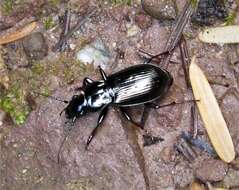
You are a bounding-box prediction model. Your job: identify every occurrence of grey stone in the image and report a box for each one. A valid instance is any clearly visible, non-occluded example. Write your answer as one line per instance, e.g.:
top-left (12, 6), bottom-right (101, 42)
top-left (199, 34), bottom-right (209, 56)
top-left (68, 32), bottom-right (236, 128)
top-left (141, 0), bottom-right (177, 20)
top-left (22, 32), bottom-right (48, 60)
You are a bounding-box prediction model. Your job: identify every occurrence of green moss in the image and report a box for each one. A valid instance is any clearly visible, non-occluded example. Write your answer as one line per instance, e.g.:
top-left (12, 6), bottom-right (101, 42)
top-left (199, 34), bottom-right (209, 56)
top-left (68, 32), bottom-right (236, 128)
top-left (108, 0), bottom-right (132, 5)
top-left (190, 0), bottom-right (198, 9)
top-left (0, 85), bottom-right (30, 125)
top-left (66, 178), bottom-right (93, 190)
top-left (32, 64), bottom-right (45, 75)
top-left (48, 0), bottom-right (61, 7)
top-left (1, 0), bottom-right (13, 15)
top-left (0, 53), bottom-right (93, 125)
top-left (43, 16), bottom-right (55, 30)
top-left (14, 110), bottom-right (29, 125)
top-left (224, 12), bottom-right (236, 25)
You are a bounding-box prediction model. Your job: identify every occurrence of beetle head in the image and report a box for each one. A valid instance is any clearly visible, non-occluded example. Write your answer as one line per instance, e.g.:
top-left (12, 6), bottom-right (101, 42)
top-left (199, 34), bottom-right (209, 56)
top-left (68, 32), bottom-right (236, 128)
top-left (65, 93), bottom-right (87, 119)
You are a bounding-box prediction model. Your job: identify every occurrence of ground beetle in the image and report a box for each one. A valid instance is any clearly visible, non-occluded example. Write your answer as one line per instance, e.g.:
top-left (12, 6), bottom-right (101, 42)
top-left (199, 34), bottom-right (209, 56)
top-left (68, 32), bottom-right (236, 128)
top-left (61, 63), bottom-right (173, 149)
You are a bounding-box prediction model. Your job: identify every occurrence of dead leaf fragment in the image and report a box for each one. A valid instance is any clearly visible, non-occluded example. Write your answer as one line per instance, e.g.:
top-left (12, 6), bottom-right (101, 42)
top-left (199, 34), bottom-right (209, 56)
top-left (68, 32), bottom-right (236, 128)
top-left (0, 22), bottom-right (37, 45)
top-left (198, 25), bottom-right (239, 44)
top-left (189, 56), bottom-right (235, 163)
top-left (190, 181), bottom-right (205, 190)
top-left (207, 182), bottom-right (229, 190)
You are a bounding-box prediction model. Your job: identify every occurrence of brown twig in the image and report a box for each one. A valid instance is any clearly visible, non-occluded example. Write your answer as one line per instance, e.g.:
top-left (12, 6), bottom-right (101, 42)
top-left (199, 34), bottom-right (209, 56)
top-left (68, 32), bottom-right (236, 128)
top-left (191, 105), bottom-right (198, 139)
top-left (0, 22), bottom-right (37, 45)
top-left (53, 9), bottom-right (71, 52)
top-left (175, 138), bottom-right (196, 162)
top-left (179, 36), bottom-right (191, 88)
top-left (53, 9), bottom-right (97, 51)
top-left (161, 1), bottom-right (195, 69)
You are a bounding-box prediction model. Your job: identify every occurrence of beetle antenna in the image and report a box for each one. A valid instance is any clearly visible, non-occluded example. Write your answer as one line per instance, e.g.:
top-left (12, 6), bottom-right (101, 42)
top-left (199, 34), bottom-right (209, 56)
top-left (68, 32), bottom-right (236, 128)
top-left (59, 108), bottom-right (66, 116)
top-left (33, 91), bottom-right (69, 104)
top-left (57, 117), bottom-right (76, 163)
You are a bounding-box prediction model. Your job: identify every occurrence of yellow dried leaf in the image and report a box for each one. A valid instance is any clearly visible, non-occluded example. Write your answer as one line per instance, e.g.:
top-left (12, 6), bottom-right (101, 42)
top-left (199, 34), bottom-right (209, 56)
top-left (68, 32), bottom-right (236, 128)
top-left (0, 22), bottom-right (37, 45)
top-left (189, 56), bottom-right (235, 163)
top-left (190, 181), bottom-right (205, 190)
top-left (198, 25), bottom-right (239, 44)
top-left (207, 182), bottom-right (229, 190)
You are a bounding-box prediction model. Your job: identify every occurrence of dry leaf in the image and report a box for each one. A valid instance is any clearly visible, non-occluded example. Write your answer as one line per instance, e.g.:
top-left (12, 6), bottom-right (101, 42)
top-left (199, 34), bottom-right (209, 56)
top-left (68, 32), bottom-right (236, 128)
top-left (189, 56), bottom-right (235, 163)
top-left (0, 22), bottom-right (37, 45)
top-left (190, 181), bottom-right (205, 190)
top-left (198, 25), bottom-right (239, 44)
top-left (207, 182), bottom-right (229, 190)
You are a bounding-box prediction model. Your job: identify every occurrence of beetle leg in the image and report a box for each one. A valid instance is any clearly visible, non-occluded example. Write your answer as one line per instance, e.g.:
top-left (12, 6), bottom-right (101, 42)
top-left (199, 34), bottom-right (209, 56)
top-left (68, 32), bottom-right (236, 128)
top-left (98, 66), bottom-right (108, 81)
top-left (146, 99), bottom-right (199, 109)
top-left (73, 78), bottom-right (94, 91)
top-left (83, 77), bottom-right (94, 86)
top-left (120, 108), bottom-right (144, 129)
top-left (143, 50), bottom-right (170, 64)
top-left (85, 106), bottom-right (109, 150)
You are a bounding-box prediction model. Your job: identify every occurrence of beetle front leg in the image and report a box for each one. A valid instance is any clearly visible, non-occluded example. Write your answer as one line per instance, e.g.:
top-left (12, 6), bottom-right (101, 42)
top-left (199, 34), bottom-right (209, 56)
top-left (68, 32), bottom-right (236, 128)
top-left (98, 66), bottom-right (108, 81)
top-left (83, 77), bottom-right (94, 86)
top-left (85, 106), bottom-right (109, 150)
top-left (72, 77), bottom-right (94, 91)
top-left (120, 108), bottom-right (144, 129)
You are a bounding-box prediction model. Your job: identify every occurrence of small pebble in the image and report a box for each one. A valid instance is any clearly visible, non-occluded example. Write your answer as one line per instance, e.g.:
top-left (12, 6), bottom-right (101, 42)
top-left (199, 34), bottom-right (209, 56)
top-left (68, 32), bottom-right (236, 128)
top-left (126, 25), bottom-right (140, 37)
top-left (141, 0), bottom-right (176, 20)
top-left (222, 168), bottom-right (239, 188)
top-left (135, 14), bottom-right (152, 29)
top-left (22, 32), bottom-right (48, 60)
top-left (76, 39), bottom-right (111, 69)
top-left (195, 159), bottom-right (228, 182)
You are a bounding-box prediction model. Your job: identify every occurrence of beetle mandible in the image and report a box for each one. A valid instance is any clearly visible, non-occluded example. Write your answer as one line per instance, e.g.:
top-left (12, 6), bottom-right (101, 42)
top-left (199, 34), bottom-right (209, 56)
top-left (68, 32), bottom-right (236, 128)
top-left (62, 63), bottom-right (173, 149)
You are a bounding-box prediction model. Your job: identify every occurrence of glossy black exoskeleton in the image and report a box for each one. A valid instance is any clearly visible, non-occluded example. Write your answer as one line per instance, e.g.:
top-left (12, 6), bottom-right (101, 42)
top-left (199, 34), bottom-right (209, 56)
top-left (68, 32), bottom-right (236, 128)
top-left (63, 64), bottom-right (173, 149)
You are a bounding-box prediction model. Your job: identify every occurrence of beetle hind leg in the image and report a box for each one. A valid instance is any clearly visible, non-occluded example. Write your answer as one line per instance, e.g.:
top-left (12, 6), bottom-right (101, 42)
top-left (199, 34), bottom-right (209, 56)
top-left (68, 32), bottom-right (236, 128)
top-left (145, 99), bottom-right (199, 109)
top-left (120, 108), bottom-right (144, 129)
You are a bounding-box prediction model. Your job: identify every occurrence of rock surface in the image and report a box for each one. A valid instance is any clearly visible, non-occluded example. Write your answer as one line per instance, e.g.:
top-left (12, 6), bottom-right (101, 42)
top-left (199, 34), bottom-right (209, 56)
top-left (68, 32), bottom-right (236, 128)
top-left (22, 32), bottom-right (48, 60)
top-left (141, 0), bottom-right (177, 21)
top-left (0, 0), bottom-right (239, 189)
top-left (76, 39), bottom-right (111, 69)
top-left (195, 159), bottom-right (228, 182)
top-left (222, 168), bottom-right (239, 188)
top-left (1, 89), bottom-right (146, 190)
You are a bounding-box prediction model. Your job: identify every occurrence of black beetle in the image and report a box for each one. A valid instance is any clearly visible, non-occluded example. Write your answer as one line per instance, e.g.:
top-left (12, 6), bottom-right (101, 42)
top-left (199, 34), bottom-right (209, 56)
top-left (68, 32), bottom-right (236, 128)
top-left (62, 64), bottom-right (173, 149)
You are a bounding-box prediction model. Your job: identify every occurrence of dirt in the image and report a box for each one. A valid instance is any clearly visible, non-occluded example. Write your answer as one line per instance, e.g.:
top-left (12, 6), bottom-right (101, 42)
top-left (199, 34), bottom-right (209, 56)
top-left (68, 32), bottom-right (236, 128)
top-left (0, 0), bottom-right (239, 190)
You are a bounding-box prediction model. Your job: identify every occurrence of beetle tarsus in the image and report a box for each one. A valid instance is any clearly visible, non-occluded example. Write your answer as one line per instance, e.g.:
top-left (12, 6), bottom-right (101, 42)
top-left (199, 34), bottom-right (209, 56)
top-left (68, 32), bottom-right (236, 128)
top-left (145, 103), bottom-right (160, 109)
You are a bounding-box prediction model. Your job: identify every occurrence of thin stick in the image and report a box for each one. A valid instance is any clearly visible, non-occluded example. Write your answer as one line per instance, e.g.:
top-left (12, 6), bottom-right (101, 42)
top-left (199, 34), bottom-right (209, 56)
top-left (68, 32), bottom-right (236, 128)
top-left (191, 105), bottom-right (198, 139)
top-left (0, 22), bottom-right (37, 45)
top-left (53, 9), bottom-right (97, 51)
top-left (162, 1), bottom-right (195, 69)
top-left (138, 49), bottom-right (179, 64)
top-left (179, 36), bottom-right (191, 88)
top-left (53, 9), bottom-right (71, 52)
